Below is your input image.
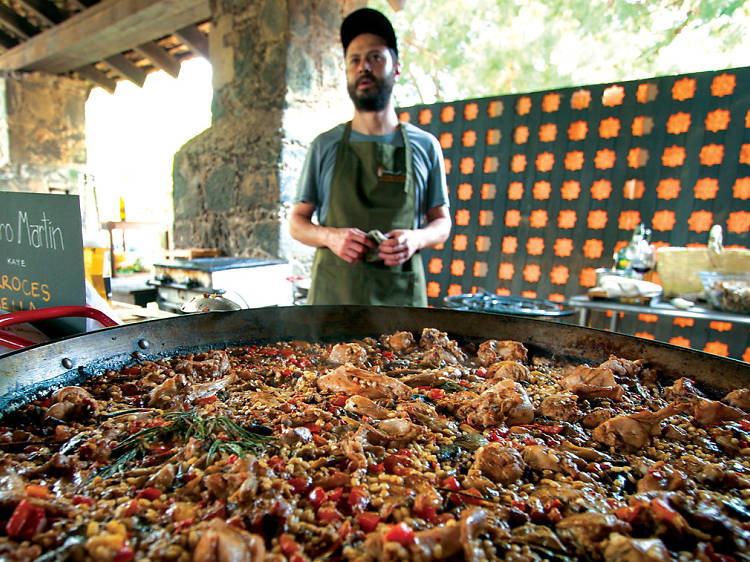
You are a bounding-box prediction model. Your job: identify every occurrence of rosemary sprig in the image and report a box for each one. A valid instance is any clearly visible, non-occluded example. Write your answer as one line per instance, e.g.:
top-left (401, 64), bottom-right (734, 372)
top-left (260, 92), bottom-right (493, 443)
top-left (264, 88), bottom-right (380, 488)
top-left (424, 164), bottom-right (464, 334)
top-left (96, 410), bottom-right (275, 480)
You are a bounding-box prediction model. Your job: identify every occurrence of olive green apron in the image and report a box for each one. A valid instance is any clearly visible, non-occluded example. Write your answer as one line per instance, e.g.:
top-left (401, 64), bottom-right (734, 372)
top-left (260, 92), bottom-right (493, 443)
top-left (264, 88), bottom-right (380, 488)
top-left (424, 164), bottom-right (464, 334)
top-left (307, 122), bottom-right (427, 306)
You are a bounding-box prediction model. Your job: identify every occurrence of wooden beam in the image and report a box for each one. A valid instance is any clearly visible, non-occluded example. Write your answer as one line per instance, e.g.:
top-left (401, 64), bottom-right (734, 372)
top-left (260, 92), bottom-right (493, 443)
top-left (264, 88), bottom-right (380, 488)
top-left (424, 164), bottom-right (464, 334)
top-left (0, 0), bottom-right (211, 73)
top-left (0, 28), bottom-right (19, 49)
top-left (134, 41), bottom-right (180, 77)
top-left (174, 25), bottom-right (208, 59)
top-left (74, 64), bottom-right (116, 93)
top-left (102, 53), bottom-right (147, 86)
top-left (16, 0), bottom-right (66, 27)
top-left (0, 3), bottom-right (39, 39)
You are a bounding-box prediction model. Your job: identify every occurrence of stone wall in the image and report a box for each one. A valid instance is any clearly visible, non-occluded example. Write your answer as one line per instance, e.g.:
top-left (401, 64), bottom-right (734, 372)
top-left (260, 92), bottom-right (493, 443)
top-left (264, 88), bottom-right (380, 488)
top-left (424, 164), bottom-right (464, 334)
top-left (173, 0), bottom-right (350, 263)
top-left (0, 72), bottom-right (89, 194)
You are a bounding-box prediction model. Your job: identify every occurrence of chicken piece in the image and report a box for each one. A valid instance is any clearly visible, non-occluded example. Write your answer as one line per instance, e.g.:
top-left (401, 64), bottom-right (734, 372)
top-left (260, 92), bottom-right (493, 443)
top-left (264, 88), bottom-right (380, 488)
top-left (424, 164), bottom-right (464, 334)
top-left (477, 339), bottom-right (527, 366)
top-left (174, 350), bottom-right (230, 379)
top-left (317, 364), bottom-right (412, 400)
top-left (724, 388), bottom-right (750, 411)
top-left (567, 383), bottom-right (624, 402)
top-left (186, 375), bottom-right (236, 406)
top-left (419, 328), bottom-right (451, 348)
top-left (398, 401), bottom-right (458, 435)
top-left (329, 343), bottom-right (368, 366)
top-left (663, 377), bottom-right (706, 400)
top-left (44, 386), bottom-right (98, 421)
top-left (463, 379), bottom-right (534, 427)
top-left (472, 443), bottom-right (526, 485)
top-left (603, 533), bottom-right (670, 562)
top-left (148, 373), bottom-right (188, 408)
top-left (559, 441), bottom-right (612, 463)
top-left (511, 524), bottom-right (567, 553)
top-left (635, 460), bottom-right (686, 493)
top-left (419, 346), bottom-right (462, 368)
top-left (563, 365), bottom-right (616, 388)
top-left (344, 395), bottom-right (391, 419)
top-left (438, 391), bottom-right (480, 415)
top-left (692, 398), bottom-right (744, 426)
top-left (592, 405), bottom-right (676, 450)
top-left (279, 427), bottom-right (313, 446)
top-left (400, 371), bottom-right (448, 388)
top-left (521, 445), bottom-right (587, 480)
top-left (486, 360), bottom-right (531, 382)
top-left (539, 392), bottom-right (582, 422)
top-left (375, 418), bottom-right (423, 448)
top-left (192, 519), bottom-right (265, 562)
top-left (555, 513), bottom-right (630, 557)
top-left (146, 463), bottom-right (176, 490)
top-left (459, 508), bottom-right (490, 562)
top-left (582, 407), bottom-right (614, 429)
top-left (382, 331), bottom-right (416, 354)
top-left (411, 523), bottom-right (461, 559)
top-left (599, 355), bottom-right (643, 379)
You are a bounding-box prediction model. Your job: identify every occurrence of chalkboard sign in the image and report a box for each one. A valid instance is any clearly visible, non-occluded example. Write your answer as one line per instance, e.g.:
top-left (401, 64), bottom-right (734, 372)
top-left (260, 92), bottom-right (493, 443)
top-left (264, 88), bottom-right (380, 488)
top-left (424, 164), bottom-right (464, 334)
top-left (0, 192), bottom-right (85, 335)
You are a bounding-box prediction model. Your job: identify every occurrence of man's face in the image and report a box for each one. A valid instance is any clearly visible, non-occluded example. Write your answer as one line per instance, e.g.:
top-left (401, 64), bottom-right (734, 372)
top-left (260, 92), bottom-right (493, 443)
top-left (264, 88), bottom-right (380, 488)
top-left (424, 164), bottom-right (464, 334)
top-left (345, 33), bottom-right (399, 112)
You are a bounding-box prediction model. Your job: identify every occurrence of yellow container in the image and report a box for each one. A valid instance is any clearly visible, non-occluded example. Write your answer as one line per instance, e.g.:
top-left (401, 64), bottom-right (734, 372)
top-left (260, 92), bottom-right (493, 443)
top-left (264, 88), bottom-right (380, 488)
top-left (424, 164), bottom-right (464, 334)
top-left (84, 246), bottom-right (109, 301)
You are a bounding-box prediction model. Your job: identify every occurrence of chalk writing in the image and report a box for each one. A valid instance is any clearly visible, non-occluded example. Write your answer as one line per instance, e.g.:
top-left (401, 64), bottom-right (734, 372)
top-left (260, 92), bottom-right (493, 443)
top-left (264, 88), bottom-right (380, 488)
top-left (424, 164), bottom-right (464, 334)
top-left (0, 210), bottom-right (65, 250)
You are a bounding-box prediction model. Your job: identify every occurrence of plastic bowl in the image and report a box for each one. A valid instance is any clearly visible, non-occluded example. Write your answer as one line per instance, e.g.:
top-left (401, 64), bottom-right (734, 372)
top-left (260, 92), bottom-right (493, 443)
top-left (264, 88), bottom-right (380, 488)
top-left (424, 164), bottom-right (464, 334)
top-left (697, 271), bottom-right (750, 314)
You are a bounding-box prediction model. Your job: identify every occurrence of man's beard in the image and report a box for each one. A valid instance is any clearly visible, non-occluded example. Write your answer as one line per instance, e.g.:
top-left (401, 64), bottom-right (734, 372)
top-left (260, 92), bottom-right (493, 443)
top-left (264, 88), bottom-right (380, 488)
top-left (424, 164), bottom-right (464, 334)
top-left (348, 71), bottom-right (395, 112)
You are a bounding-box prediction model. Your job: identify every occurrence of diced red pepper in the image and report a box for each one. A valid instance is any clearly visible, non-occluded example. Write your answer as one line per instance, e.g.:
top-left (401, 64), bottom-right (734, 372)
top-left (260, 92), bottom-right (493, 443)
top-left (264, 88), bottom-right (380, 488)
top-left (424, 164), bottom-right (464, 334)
top-left (122, 366), bottom-right (141, 376)
top-left (382, 351), bottom-right (395, 360)
top-left (384, 454), bottom-right (411, 475)
top-left (384, 522), bottom-right (415, 546)
top-left (195, 395), bottom-right (218, 405)
top-left (112, 546), bottom-right (135, 562)
top-left (331, 395), bottom-right (349, 407)
top-left (174, 517), bottom-right (195, 532)
top-left (288, 476), bottom-right (312, 494)
top-left (280, 347), bottom-right (295, 357)
top-left (312, 434), bottom-right (327, 447)
top-left (308, 486), bottom-right (327, 508)
top-left (123, 499), bottom-right (139, 517)
top-left (475, 367), bottom-right (488, 378)
top-left (278, 533), bottom-right (300, 556)
top-left (428, 388), bottom-right (445, 400)
top-left (441, 476), bottom-right (461, 491)
top-left (369, 462), bottom-right (385, 474)
top-left (25, 484), bottom-right (50, 499)
top-left (347, 486), bottom-right (369, 514)
top-left (357, 511), bottom-right (381, 532)
top-left (327, 487), bottom-right (344, 502)
top-left (136, 487), bottom-right (162, 501)
top-left (739, 420), bottom-right (750, 431)
top-left (267, 456), bottom-right (286, 472)
top-left (614, 503), bottom-right (645, 524)
top-left (650, 498), bottom-right (679, 522)
top-left (518, 424), bottom-right (563, 435)
top-left (413, 504), bottom-right (437, 522)
top-left (317, 506), bottom-right (343, 524)
top-left (72, 495), bottom-right (94, 506)
top-left (6, 499), bottom-right (47, 540)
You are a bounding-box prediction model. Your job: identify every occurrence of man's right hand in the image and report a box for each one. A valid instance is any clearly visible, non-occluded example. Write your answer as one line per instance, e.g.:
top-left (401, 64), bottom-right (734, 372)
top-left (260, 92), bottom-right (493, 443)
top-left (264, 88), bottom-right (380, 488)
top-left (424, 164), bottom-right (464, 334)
top-left (327, 227), bottom-right (375, 263)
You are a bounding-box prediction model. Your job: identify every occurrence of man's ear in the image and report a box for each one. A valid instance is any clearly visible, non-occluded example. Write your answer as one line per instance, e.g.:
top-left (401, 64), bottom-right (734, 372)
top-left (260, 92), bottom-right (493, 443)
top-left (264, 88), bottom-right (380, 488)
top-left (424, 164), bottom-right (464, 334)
top-left (394, 61), bottom-right (402, 78)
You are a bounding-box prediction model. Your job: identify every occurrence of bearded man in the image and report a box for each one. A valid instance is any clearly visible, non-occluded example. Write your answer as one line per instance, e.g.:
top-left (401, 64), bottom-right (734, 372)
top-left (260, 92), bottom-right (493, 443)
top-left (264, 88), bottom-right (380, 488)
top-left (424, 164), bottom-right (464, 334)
top-left (290, 8), bottom-right (451, 306)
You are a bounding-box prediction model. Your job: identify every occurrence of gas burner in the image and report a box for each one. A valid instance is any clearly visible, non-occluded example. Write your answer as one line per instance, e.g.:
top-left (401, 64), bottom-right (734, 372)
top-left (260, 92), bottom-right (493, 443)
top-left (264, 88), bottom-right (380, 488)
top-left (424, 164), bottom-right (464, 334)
top-left (443, 292), bottom-right (573, 317)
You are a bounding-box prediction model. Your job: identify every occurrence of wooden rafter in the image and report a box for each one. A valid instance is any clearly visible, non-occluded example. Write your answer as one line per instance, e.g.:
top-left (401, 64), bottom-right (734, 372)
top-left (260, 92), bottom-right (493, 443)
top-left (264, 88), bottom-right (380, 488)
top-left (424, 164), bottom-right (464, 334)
top-left (74, 63), bottom-right (116, 93)
top-left (0, 28), bottom-right (19, 49)
top-left (0, 3), bottom-right (39, 39)
top-left (174, 25), bottom-right (208, 59)
top-left (134, 41), bottom-right (180, 78)
top-left (16, 0), bottom-right (66, 27)
top-left (102, 53), bottom-right (147, 86)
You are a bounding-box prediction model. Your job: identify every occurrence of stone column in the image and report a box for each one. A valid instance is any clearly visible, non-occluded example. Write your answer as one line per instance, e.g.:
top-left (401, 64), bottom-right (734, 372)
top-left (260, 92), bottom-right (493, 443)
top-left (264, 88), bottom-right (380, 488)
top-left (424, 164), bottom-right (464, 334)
top-left (173, 0), bottom-right (349, 262)
top-left (0, 73), bottom-right (89, 195)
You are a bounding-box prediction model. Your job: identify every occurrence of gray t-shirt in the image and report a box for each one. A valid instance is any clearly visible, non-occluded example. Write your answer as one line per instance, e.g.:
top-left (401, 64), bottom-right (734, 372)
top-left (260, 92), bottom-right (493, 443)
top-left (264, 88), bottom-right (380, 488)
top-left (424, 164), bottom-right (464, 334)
top-left (294, 122), bottom-right (449, 228)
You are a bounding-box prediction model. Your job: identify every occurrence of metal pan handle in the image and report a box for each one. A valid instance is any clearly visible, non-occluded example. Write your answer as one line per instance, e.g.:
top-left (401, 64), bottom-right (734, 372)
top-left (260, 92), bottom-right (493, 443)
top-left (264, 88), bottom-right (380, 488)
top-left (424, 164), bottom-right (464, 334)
top-left (0, 306), bottom-right (120, 351)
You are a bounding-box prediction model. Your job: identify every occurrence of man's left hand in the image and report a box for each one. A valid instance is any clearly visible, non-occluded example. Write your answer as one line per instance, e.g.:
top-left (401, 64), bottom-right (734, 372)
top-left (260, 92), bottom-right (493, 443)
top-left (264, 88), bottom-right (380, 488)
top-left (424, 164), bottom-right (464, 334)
top-left (378, 230), bottom-right (419, 266)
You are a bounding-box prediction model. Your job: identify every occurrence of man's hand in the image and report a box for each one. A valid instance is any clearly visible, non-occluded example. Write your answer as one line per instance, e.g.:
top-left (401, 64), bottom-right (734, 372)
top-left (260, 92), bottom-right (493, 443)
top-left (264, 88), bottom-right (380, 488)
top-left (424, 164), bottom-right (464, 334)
top-left (328, 227), bottom-right (375, 263)
top-left (378, 230), bottom-right (419, 266)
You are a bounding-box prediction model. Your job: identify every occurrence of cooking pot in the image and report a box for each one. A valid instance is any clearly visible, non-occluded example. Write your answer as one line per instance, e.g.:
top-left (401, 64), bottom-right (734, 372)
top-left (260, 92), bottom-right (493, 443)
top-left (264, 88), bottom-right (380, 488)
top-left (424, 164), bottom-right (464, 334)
top-left (1, 305), bottom-right (748, 413)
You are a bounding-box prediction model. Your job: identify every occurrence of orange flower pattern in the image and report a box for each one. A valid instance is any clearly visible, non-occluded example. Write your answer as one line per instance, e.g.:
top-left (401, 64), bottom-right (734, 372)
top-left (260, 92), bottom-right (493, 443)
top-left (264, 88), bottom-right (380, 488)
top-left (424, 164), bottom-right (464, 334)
top-left (704, 342), bottom-right (729, 357)
top-left (594, 149), bottom-right (616, 170)
top-left (488, 101), bottom-right (503, 117)
top-left (652, 210), bottom-right (676, 232)
top-left (486, 129), bottom-right (501, 145)
top-left (587, 210), bottom-right (608, 230)
top-left (426, 282), bottom-right (440, 299)
top-left (623, 179), bottom-right (645, 200)
top-left (636, 83), bottom-right (657, 103)
top-left (450, 260), bottom-right (465, 276)
top-left (523, 264), bottom-right (541, 283)
top-left (533, 181), bottom-right (551, 200)
top-left (558, 210), bottom-right (577, 229)
top-left (428, 258), bottom-right (443, 274)
top-left (705, 109), bottom-right (730, 132)
top-left (638, 314), bottom-right (658, 323)
top-left (398, 111), bottom-right (411, 123)
top-left (505, 210), bottom-right (521, 228)
top-left (455, 209), bottom-right (470, 226)
top-left (441, 106), bottom-right (455, 122)
top-left (672, 78), bottom-right (696, 101)
top-left (565, 151), bottom-right (584, 171)
top-left (635, 332), bottom-right (655, 341)
top-left (464, 103), bottom-right (479, 120)
top-left (439, 133), bottom-right (453, 149)
top-left (583, 239), bottom-right (604, 259)
top-left (548, 293), bottom-right (565, 303)
top-left (453, 235), bottom-right (468, 251)
top-left (536, 152), bottom-right (555, 172)
top-left (657, 179), bottom-right (681, 200)
top-left (602, 85), bottom-right (625, 107)
top-left (669, 336), bottom-right (691, 348)
top-left (447, 284), bottom-right (462, 296)
top-left (444, 158), bottom-right (451, 175)
top-left (662, 146), bottom-right (686, 167)
top-left (561, 181), bottom-right (580, 200)
top-left (551, 265), bottom-right (570, 285)
top-left (478, 210), bottom-right (493, 226)
top-left (539, 123), bottom-right (557, 142)
top-left (599, 117), bottom-right (620, 138)
top-left (498, 263), bottom-right (514, 280)
top-left (476, 236), bottom-right (491, 252)
top-left (591, 180), bottom-right (612, 200)
top-left (457, 184), bottom-right (473, 201)
top-left (746, 109), bottom-right (750, 128)
top-left (542, 93), bottom-right (561, 113)
top-left (527, 238), bottom-right (545, 256)
top-left (579, 268), bottom-right (596, 288)
top-left (473, 262), bottom-right (488, 278)
top-left (484, 156), bottom-right (499, 173)
top-left (530, 209), bottom-right (548, 228)
top-left (508, 182), bottom-right (524, 200)
top-left (711, 73), bottom-right (736, 97)
top-left (568, 121), bottom-right (588, 141)
top-left (481, 184), bottom-right (497, 200)
top-left (554, 238), bottom-right (573, 257)
top-left (693, 178), bottom-right (719, 200)
top-left (619, 211), bottom-right (641, 231)
top-left (627, 148), bottom-right (648, 168)
top-left (688, 210), bottom-right (713, 233)
top-left (666, 112), bottom-right (691, 134)
top-left (516, 96), bottom-right (532, 116)
top-left (521, 290), bottom-right (537, 299)
top-left (740, 144), bottom-right (750, 165)
top-left (728, 211), bottom-right (750, 234)
top-left (733, 178), bottom-right (750, 200)
top-left (462, 130), bottom-right (477, 147)
top-left (514, 126), bottom-right (529, 144)
top-left (571, 89), bottom-right (591, 110)
top-left (709, 321), bottom-right (732, 333)
top-left (699, 144), bottom-right (724, 166)
top-left (460, 157), bottom-right (475, 174)
top-left (419, 109), bottom-right (432, 125)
